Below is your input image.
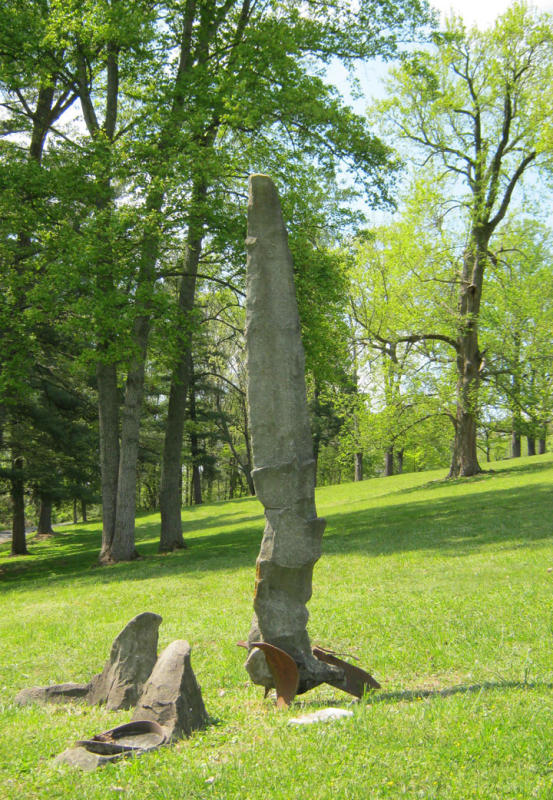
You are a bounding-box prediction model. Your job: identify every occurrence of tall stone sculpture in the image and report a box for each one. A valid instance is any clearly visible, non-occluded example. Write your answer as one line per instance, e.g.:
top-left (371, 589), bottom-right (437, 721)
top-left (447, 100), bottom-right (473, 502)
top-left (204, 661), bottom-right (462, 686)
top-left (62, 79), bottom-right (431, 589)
top-left (244, 175), bottom-right (341, 694)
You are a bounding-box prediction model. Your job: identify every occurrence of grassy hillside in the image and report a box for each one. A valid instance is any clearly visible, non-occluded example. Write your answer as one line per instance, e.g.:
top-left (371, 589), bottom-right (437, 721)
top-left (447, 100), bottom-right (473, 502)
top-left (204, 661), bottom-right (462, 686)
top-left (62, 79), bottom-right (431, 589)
top-left (2, 454), bottom-right (553, 799)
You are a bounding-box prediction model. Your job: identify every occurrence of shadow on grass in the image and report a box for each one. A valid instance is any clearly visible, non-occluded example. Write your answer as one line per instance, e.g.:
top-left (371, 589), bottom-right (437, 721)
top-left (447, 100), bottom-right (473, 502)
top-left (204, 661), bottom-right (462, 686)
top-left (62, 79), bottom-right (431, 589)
top-left (292, 680), bottom-right (553, 712)
top-left (387, 456), bottom-right (553, 498)
top-left (1, 477), bottom-right (552, 590)
top-left (361, 680), bottom-right (553, 705)
top-left (322, 482), bottom-right (553, 559)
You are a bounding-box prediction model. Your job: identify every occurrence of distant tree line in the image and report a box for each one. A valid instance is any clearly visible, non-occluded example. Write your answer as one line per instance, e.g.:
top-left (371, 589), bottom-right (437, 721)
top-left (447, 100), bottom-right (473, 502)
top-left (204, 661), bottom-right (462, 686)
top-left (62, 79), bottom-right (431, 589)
top-left (1, 0), bottom-right (552, 560)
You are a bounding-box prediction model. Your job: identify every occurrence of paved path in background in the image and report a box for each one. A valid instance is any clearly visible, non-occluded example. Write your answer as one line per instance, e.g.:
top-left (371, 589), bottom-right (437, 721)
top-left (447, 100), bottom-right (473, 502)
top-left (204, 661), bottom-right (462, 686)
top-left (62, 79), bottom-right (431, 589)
top-left (1, 520), bottom-right (77, 545)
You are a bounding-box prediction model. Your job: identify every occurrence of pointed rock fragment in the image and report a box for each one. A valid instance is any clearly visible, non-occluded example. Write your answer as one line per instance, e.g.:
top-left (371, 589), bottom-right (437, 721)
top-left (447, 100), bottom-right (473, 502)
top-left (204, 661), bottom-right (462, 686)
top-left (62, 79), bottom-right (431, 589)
top-left (87, 612), bottom-right (162, 710)
top-left (132, 640), bottom-right (208, 740)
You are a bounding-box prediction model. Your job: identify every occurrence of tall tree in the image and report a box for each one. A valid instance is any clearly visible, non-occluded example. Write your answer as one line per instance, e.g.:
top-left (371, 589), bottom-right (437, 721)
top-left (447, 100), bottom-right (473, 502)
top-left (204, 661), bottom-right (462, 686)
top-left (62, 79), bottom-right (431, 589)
top-left (376, 3), bottom-right (553, 476)
top-left (0, 0), bottom-right (81, 553)
top-left (155, 0), bottom-right (433, 548)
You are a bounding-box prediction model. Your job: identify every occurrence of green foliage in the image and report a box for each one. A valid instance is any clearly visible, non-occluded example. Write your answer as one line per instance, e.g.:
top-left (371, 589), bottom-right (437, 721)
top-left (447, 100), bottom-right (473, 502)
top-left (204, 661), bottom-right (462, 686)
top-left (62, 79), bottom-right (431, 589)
top-left (481, 218), bottom-right (553, 439)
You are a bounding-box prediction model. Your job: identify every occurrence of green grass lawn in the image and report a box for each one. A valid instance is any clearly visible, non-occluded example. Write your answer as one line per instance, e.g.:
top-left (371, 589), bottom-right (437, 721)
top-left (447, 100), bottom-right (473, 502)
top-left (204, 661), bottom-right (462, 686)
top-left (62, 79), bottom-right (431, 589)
top-left (2, 454), bottom-right (553, 799)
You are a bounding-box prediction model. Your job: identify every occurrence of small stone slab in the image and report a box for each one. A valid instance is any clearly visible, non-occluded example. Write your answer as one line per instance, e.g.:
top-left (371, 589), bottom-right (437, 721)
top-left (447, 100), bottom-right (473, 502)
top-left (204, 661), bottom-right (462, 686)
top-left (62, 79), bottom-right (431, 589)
top-left (15, 683), bottom-right (90, 706)
top-left (55, 746), bottom-right (121, 772)
top-left (87, 612), bottom-right (162, 710)
top-left (132, 640), bottom-right (208, 740)
top-left (288, 708), bottom-right (354, 725)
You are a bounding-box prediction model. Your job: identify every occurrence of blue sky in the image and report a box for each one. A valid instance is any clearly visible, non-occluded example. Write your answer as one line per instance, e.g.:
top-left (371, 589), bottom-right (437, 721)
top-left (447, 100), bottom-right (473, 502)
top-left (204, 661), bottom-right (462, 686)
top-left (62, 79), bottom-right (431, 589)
top-left (328, 0), bottom-right (553, 109)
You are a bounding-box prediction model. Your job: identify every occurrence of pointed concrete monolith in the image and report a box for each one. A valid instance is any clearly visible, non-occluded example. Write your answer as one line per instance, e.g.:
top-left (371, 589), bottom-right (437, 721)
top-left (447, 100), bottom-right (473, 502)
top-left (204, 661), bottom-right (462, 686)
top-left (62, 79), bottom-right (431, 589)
top-left (244, 174), bottom-right (341, 694)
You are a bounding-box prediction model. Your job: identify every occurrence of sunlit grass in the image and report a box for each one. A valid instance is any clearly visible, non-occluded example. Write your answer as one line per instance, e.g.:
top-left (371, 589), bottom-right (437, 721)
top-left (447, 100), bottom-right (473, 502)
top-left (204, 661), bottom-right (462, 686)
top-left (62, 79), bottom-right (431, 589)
top-left (2, 454), bottom-right (553, 798)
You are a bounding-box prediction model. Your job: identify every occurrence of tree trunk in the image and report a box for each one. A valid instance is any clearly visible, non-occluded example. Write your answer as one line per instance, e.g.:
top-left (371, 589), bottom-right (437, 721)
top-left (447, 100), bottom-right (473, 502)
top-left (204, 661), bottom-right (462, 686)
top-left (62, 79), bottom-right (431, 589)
top-left (539, 437), bottom-right (546, 455)
top-left (37, 495), bottom-right (55, 536)
top-left (191, 464), bottom-right (202, 506)
top-left (229, 459), bottom-right (238, 500)
top-left (159, 351), bottom-right (190, 549)
top-left (384, 448), bottom-right (394, 477)
top-left (396, 448), bottom-right (404, 474)
top-left (511, 429), bottom-right (521, 458)
top-left (97, 360), bottom-right (120, 560)
top-left (449, 335), bottom-right (482, 477)
top-left (81, 500), bottom-right (87, 523)
top-left (527, 437), bottom-right (536, 456)
top-left (73, 498), bottom-right (78, 524)
top-left (449, 237), bottom-right (484, 478)
top-left (354, 452), bottom-right (363, 481)
top-left (159, 181), bottom-right (206, 551)
top-left (241, 395), bottom-right (256, 495)
top-left (11, 455), bottom-right (28, 556)
top-left (109, 316), bottom-right (150, 563)
top-left (189, 376), bottom-right (203, 506)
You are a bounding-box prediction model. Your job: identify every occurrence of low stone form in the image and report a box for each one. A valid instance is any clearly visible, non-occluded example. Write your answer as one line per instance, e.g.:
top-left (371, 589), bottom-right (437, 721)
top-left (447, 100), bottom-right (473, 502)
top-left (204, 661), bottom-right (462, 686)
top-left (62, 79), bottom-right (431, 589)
top-left (55, 746), bottom-right (120, 772)
top-left (15, 683), bottom-right (89, 706)
top-left (15, 613), bottom-right (162, 711)
top-left (288, 708), bottom-right (354, 725)
top-left (87, 612), bottom-right (162, 710)
top-left (132, 640), bottom-right (208, 740)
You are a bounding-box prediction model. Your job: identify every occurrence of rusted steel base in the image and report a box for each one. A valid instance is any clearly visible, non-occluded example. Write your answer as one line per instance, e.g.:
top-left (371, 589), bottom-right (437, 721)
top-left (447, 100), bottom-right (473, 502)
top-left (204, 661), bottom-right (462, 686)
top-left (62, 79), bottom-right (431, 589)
top-left (239, 640), bottom-right (380, 706)
top-left (313, 646), bottom-right (380, 696)
top-left (249, 642), bottom-right (299, 708)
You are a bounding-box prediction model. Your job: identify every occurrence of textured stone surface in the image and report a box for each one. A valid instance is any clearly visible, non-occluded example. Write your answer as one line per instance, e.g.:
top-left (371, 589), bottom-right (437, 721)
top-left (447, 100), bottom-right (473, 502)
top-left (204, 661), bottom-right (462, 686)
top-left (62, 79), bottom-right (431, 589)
top-left (15, 683), bottom-right (89, 706)
top-left (54, 746), bottom-right (121, 771)
top-left (132, 640), bottom-right (208, 740)
top-left (244, 174), bottom-right (341, 693)
top-left (87, 612), bottom-right (162, 710)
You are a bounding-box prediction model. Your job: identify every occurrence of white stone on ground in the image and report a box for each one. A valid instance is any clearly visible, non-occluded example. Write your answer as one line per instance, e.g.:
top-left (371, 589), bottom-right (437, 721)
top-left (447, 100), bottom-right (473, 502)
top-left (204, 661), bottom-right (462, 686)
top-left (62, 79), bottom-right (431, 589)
top-left (288, 708), bottom-right (354, 725)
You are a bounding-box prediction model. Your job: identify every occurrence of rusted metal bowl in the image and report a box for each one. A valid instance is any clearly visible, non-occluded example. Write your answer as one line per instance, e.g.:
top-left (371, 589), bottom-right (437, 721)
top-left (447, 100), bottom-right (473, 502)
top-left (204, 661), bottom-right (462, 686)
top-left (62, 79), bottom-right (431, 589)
top-left (76, 720), bottom-right (166, 755)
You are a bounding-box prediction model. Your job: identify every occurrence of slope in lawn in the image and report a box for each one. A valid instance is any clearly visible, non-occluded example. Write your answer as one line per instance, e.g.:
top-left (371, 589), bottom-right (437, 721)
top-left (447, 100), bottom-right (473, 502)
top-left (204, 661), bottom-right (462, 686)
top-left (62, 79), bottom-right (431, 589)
top-left (1, 455), bottom-right (553, 799)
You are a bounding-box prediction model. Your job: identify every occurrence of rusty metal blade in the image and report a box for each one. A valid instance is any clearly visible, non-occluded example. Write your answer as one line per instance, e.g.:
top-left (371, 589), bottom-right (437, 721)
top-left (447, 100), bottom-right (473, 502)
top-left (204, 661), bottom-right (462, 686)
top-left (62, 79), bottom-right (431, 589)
top-left (313, 645), bottom-right (360, 662)
top-left (249, 641), bottom-right (299, 707)
top-left (313, 645), bottom-right (380, 696)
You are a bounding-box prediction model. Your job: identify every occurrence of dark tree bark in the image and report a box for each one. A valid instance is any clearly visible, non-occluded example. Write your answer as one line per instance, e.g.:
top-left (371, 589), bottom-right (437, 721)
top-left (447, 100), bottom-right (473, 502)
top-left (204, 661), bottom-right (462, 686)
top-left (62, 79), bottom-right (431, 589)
top-left (384, 448), bottom-right (394, 477)
top-left (527, 437), bottom-right (536, 456)
top-left (81, 499), bottom-right (87, 523)
top-left (159, 179), bottom-right (205, 551)
top-left (73, 498), bottom-right (78, 524)
top-left (539, 437), bottom-right (546, 455)
top-left (189, 373), bottom-right (203, 506)
top-left (228, 459), bottom-right (239, 499)
top-left (242, 396), bottom-right (255, 496)
top-left (159, 333), bottom-right (192, 548)
top-left (511, 429), bottom-right (521, 458)
top-left (191, 464), bottom-right (203, 506)
top-left (449, 236), bottom-right (484, 478)
top-left (396, 448), bottom-right (404, 474)
top-left (109, 315), bottom-right (150, 562)
top-left (354, 452), bottom-right (363, 481)
top-left (11, 455), bottom-right (28, 556)
top-left (215, 388), bottom-right (255, 499)
top-left (97, 360), bottom-right (120, 560)
top-left (37, 495), bottom-right (55, 536)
